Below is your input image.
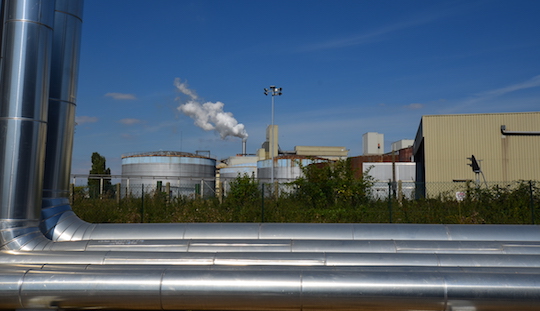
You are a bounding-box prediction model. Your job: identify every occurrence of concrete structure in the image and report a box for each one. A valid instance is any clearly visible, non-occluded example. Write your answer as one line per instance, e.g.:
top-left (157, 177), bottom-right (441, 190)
top-left (414, 112), bottom-right (540, 196)
top-left (391, 139), bottom-right (414, 153)
top-left (258, 125), bottom-right (349, 160)
top-left (363, 132), bottom-right (384, 155)
top-left (261, 125), bottom-right (279, 159)
top-left (294, 146), bottom-right (348, 160)
top-left (121, 151), bottom-right (216, 197)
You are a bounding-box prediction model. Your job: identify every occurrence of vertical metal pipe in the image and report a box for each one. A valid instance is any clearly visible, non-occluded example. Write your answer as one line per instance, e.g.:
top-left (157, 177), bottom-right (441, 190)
top-left (39, 0), bottom-right (84, 239)
top-left (0, 0), bottom-right (55, 221)
top-left (42, 0), bottom-right (83, 202)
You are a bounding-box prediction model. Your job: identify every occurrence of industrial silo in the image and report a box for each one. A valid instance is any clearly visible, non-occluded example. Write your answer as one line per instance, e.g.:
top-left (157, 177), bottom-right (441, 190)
top-left (219, 162), bottom-right (257, 196)
top-left (121, 151), bottom-right (216, 198)
top-left (257, 155), bottom-right (323, 183)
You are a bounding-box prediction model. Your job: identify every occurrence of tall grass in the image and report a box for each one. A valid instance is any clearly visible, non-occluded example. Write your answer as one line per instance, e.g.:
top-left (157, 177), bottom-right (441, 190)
top-left (72, 180), bottom-right (539, 224)
top-left (73, 160), bottom-right (539, 224)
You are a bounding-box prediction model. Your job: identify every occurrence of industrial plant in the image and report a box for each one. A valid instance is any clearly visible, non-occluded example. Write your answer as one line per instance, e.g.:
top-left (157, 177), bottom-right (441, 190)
top-left (116, 122), bottom-right (415, 199)
top-left (2, 0), bottom-right (540, 310)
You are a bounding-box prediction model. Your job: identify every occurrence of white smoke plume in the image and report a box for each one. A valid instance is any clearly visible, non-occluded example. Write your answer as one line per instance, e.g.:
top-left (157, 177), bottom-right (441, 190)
top-left (174, 78), bottom-right (248, 140)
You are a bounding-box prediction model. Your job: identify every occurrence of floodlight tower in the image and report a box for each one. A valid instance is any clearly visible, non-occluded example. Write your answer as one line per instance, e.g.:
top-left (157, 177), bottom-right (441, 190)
top-left (264, 86), bottom-right (282, 185)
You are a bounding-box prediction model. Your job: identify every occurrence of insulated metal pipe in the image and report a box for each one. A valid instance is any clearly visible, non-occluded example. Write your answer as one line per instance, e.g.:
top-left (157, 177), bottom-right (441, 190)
top-left (0, 0), bottom-right (56, 249)
top-left (11, 227), bottom-right (540, 253)
top-left (42, 0), bottom-right (83, 200)
top-left (3, 251), bottom-right (540, 267)
top-left (0, 0), bottom-right (55, 221)
top-left (42, 215), bottom-right (540, 242)
top-left (1, 265), bottom-right (540, 310)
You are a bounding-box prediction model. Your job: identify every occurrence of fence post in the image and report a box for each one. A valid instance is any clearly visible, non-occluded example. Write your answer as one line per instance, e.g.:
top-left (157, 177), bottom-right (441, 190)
top-left (530, 180), bottom-right (535, 225)
top-left (201, 180), bottom-right (204, 199)
top-left (126, 178), bottom-right (130, 199)
top-left (397, 180), bottom-right (403, 204)
top-left (166, 182), bottom-right (171, 204)
top-left (388, 181), bottom-right (393, 223)
top-left (69, 183), bottom-right (74, 205)
top-left (116, 183), bottom-right (120, 205)
top-left (141, 184), bottom-right (145, 223)
top-left (261, 183), bottom-right (265, 223)
top-left (218, 181), bottom-right (223, 203)
top-left (99, 177), bottom-right (104, 200)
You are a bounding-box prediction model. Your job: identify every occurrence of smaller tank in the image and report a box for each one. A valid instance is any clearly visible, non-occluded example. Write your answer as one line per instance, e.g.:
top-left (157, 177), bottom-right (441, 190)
top-left (257, 155), bottom-right (323, 183)
top-left (219, 163), bottom-right (257, 196)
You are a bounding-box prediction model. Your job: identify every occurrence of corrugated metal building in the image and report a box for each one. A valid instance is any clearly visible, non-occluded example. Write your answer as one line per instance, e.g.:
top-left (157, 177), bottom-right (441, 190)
top-left (414, 112), bottom-right (540, 193)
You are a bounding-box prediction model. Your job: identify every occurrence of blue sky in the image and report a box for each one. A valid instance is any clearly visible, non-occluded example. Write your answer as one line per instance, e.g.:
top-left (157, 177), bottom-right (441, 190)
top-left (73, 0), bottom-right (540, 175)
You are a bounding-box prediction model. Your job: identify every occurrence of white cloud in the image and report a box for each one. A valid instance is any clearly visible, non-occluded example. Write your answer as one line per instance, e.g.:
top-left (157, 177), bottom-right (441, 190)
top-left (441, 75), bottom-right (540, 114)
top-left (405, 103), bottom-right (424, 110)
top-left (475, 75), bottom-right (540, 99)
top-left (120, 133), bottom-right (137, 140)
top-left (294, 8), bottom-right (451, 53)
top-left (105, 92), bottom-right (137, 100)
top-left (75, 116), bottom-right (98, 125)
top-left (119, 118), bottom-right (144, 125)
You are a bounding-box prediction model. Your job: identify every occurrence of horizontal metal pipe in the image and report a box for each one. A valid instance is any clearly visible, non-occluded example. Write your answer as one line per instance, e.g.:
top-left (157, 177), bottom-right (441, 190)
top-left (500, 125), bottom-right (540, 136)
top-left (84, 239), bottom-right (540, 255)
top-left (41, 200), bottom-right (540, 243)
top-left (2, 265), bottom-right (540, 310)
top-left (11, 220), bottom-right (540, 254)
top-left (3, 251), bottom-right (540, 268)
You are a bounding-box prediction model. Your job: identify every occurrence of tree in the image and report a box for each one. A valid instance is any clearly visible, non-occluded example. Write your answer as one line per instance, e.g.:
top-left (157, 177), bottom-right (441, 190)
top-left (88, 152), bottom-right (112, 198)
top-left (292, 158), bottom-right (374, 209)
top-left (225, 173), bottom-right (261, 206)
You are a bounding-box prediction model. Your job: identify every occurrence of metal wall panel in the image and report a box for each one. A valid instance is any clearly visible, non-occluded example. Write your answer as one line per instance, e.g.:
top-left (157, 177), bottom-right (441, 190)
top-left (420, 112), bottom-right (540, 183)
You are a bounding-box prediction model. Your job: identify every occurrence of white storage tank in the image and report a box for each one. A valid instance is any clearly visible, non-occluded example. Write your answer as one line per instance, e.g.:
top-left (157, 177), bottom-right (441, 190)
top-left (121, 151), bottom-right (216, 198)
top-left (219, 163), bottom-right (257, 196)
top-left (257, 155), bottom-right (323, 183)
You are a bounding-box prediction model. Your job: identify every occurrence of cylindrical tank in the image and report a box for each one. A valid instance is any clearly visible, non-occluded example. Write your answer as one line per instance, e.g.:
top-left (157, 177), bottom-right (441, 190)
top-left (219, 163), bottom-right (257, 196)
top-left (220, 163), bottom-right (257, 180)
top-left (121, 151), bottom-right (216, 198)
top-left (257, 156), bottom-right (322, 183)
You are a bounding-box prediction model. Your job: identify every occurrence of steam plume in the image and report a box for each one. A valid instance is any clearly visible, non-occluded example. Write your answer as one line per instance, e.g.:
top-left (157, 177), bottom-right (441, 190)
top-left (175, 78), bottom-right (248, 140)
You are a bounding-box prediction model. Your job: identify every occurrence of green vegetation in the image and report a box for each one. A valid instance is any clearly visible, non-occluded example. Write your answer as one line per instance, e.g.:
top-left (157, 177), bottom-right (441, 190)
top-left (72, 160), bottom-right (540, 225)
top-left (87, 152), bottom-right (112, 198)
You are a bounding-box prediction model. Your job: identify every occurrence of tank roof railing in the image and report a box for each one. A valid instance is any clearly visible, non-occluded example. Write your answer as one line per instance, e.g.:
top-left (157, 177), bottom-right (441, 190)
top-left (121, 150), bottom-right (216, 159)
top-left (72, 174), bottom-right (217, 181)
